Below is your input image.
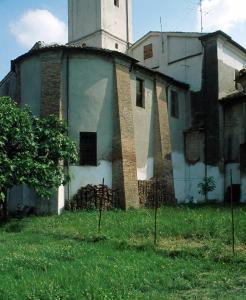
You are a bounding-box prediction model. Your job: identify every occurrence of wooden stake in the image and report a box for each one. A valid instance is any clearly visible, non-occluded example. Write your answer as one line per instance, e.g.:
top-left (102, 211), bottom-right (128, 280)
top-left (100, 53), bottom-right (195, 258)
top-left (230, 170), bottom-right (235, 255)
top-left (154, 179), bottom-right (158, 246)
top-left (98, 178), bottom-right (104, 233)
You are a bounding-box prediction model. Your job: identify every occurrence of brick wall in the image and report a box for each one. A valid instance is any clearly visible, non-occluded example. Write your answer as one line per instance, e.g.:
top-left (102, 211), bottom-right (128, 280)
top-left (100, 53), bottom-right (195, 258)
top-left (40, 51), bottom-right (63, 118)
top-left (113, 61), bottom-right (139, 209)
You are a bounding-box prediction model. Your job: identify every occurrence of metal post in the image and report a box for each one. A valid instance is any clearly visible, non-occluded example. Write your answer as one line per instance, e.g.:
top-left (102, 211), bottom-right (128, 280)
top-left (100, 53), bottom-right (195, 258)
top-left (98, 178), bottom-right (104, 233)
top-left (230, 170), bottom-right (235, 255)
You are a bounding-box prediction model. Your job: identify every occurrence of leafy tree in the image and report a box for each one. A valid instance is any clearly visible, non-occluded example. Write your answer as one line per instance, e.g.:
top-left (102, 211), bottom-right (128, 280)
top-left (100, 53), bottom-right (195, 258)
top-left (198, 176), bottom-right (216, 199)
top-left (0, 97), bottom-right (78, 216)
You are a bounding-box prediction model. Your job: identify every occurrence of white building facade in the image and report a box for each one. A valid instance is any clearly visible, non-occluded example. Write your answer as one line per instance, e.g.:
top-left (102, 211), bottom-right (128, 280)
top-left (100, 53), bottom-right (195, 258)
top-left (68, 0), bottom-right (132, 52)
top-left (129, 31), bottom-right (246, 203)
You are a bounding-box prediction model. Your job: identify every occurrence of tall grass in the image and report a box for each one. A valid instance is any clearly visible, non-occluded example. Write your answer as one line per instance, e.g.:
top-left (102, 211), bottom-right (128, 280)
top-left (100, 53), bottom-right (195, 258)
top-left (0, 205), bottom-right (246, 299)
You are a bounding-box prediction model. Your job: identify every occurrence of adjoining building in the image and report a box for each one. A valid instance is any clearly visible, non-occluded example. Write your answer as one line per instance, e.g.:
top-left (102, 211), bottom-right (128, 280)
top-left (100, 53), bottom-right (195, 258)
top-left (129, 30), bottom-right (246, 202)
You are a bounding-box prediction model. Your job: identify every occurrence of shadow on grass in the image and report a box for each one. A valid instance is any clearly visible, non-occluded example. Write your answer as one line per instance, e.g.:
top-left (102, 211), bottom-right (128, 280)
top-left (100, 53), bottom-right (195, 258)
top-left (4, 222), bottom-right (24, 233)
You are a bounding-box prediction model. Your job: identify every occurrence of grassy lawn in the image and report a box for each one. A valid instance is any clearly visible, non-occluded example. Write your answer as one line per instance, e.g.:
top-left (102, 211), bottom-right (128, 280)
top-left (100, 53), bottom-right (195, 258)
top-left (0, 206), bottom-right (246, 299)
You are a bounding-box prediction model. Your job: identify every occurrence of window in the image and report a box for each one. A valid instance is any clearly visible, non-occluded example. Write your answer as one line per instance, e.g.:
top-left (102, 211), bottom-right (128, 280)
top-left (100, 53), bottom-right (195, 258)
top-left (235, 69), bottom-right (240, 90)
top-left (170, 91), bottom-right (179, 118)
top-left (80, 132), bottom-right (97, 166)
top-left (144, 44), bottom-right (153, 60)
top-left (114, 0), bottom-right (119, 7)
top-left (115, 43), bottom-right (119, 49)
top-left (136, 78), bottom-right (144, 108)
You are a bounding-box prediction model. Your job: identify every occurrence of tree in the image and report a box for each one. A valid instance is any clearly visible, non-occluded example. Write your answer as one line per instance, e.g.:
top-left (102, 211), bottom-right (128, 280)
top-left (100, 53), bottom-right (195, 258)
top-left (0, 97), bottom-right (78, 216)
top-left (198, 176), bottom-right (216, 200)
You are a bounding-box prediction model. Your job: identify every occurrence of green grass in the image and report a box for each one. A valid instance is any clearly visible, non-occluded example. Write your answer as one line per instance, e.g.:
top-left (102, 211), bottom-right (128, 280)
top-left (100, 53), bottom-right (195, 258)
top-left (0, 205), bottom-right (246, 299)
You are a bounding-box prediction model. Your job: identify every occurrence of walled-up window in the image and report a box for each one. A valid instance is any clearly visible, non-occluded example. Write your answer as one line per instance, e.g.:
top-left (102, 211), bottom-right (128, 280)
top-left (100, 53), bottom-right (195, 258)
top-left (80, 132), bottom-right (97, 166)
top-left (114, 0), bottom-right (119, 7)
top-left (171, 90), bottom-right (179, 118)
top-left (136, 78), bottom-right (144, 108)
top-left (144, 44), bottom-right (153, 60)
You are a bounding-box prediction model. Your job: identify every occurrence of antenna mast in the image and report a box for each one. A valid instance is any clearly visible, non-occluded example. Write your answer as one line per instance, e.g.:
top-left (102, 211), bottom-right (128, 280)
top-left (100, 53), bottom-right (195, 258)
top-left (160, 17), bottom-right (164, 53)
top-left (199, 0), bottom-right (203, 33)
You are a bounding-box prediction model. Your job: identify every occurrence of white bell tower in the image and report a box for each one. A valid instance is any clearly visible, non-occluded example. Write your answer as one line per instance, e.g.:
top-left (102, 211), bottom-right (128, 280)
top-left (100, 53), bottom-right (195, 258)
top-left (68, 0), bottom-right (133, 53)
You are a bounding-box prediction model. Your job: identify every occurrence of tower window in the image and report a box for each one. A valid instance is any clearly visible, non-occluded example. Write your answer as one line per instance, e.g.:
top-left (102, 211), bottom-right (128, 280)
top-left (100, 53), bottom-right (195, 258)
top-left (144, 44), bottom-right (153, 60)
top-left (114, 0), bottom-right (119, 7)
top-left (115, 43), bottom-right (119, 49)
top-left (80, 132), bottom-right (97, 166)
top-left (170, 91), bottom-right (179, 118)
top-left (136, 78), bottom-right (145, 108)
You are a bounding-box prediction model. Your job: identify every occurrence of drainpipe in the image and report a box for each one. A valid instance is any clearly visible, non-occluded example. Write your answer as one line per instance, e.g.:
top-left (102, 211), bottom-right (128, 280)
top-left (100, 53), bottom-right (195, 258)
top-left (201, 39), bottom-right (208, 201)
top-left (66, 54), bottom-right (70, 202)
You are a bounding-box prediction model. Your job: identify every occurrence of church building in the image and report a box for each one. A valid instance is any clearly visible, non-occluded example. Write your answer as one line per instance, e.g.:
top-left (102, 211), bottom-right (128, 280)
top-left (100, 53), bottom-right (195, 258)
top-left (0, 0), bottom-right (189, 213)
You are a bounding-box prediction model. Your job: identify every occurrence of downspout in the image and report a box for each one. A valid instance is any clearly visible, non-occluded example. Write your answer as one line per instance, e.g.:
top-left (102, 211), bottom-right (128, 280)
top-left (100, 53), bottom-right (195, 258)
top-left (201, 39), bottom-right (208, 201)
top-left (66, 54), bottom-right (70, 202)
top-left (126, 0), bottom-right (130, 49)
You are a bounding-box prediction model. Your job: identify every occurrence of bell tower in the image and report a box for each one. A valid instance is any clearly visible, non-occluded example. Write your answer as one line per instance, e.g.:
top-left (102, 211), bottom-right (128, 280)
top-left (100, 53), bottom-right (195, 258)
top-left (68, 0), bottom-right (132, 52)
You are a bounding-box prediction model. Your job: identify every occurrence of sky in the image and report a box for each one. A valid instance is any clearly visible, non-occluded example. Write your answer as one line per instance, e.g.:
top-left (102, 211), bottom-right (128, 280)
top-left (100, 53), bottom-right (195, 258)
top-left (0, 0), bottom-right (246, 80)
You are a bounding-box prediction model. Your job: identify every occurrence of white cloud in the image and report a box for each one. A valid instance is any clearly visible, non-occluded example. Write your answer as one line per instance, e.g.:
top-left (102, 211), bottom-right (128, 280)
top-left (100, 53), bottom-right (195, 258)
top-left (9, 9), bottom-right (67, 48)
top-left (198, 0), bottom-right (246, 32)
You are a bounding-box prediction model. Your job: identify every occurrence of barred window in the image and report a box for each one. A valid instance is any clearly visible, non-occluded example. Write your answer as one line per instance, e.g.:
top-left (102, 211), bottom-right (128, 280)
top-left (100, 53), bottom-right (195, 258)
top-left (80, 132), bottom-right (97, 166)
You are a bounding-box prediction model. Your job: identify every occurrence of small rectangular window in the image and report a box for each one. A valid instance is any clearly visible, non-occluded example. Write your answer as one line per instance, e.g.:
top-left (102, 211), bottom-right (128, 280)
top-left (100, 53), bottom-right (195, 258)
top-left (144, 44), bottom-right (153, 60)
top-left (114, 0), bottom-right (119, 7)
top-left (136, 78), bottom-right (144, 108)
top-left (80, 132), bottom-right (97, 166)
top-left (171, 91), bottom-right (179, 118)
top-left (235, 69), bottom-right (240, 90)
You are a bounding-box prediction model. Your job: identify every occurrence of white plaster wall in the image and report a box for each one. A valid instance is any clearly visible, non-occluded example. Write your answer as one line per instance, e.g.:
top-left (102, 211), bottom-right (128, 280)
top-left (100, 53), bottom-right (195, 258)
top-left (225, 163), bottom-right (240, 188)
top-left (68, 54), bottom-right (114, 199)
top-left (58, 185), bottom-right (65, 214)
top-left (20, 57), bottom-right (41, 115)
top-left (129, 34), bottom-right (161, 69)
top-left (131, 73), bottom-right (155, 180)
top-left (69, 161), bottom-right (112, 197)
top-left (240, 177), bottom-right (246, 202)
top-left (68, 0), bottom-right (101, 42)
top-left (162, 54), bottom-right (203, 92)
top-left (68, 0), bottom-right (132, 51)
top-left (101, 31), bottom-right (128, 52)
top-left (217, 39), bottom-right (246, 70)
top-left (75, 33), bottom-right (102, 48)
top-left (173, 157), bottom-right (224, 203)
top-left (102, 0), bottom-right (132, 44)
top-left (137, 158), bottom-right (154, 180)
top-left (167, 36), bottom-right (203, 63)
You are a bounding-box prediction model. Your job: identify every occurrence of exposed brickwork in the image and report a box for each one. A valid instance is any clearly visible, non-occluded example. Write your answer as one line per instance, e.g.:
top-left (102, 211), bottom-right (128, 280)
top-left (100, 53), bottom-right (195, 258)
top-left (40, 51), bottom-right (63, 118)
top-left (153, 80), bottom-right (174, 192)
top-left (113, 61), bottom-right (139, 209)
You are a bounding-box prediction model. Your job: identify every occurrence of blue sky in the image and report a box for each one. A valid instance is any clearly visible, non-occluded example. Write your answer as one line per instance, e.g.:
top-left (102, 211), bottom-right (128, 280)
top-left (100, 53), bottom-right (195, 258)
top-left (1, 0), bottom-right (246, 80)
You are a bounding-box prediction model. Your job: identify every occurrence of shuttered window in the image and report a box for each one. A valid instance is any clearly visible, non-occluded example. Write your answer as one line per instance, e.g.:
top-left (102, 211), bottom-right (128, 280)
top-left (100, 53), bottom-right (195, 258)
top-left (80, 132), bottom-right (97, 166)
top-left (144, 44), bottom-right (153, 60)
